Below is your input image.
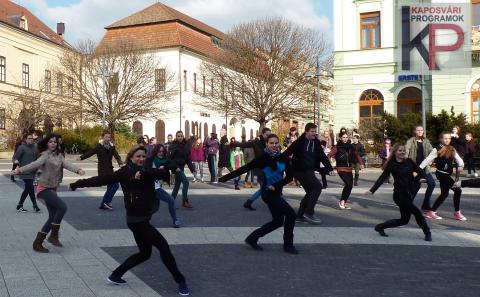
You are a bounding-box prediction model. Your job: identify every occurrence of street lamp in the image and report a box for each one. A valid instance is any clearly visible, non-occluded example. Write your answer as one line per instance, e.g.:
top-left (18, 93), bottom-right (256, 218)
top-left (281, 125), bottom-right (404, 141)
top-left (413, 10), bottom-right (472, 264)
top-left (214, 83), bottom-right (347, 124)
top-left (305, 56), bottom-right (322, 134)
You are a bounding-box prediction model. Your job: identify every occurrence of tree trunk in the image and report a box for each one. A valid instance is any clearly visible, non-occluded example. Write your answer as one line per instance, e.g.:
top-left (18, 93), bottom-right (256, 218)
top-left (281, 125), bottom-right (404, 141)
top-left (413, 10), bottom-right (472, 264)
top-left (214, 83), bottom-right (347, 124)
top-left (108, 122), bottom-right (116, 140)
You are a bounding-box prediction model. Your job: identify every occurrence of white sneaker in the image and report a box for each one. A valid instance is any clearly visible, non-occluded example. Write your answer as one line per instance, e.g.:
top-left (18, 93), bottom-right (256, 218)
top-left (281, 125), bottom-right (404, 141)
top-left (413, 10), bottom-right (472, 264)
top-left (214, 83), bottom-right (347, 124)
top-left (475, 173), bottom-right (479, 177)
top-left (192, 178), bottom-right (197, 183)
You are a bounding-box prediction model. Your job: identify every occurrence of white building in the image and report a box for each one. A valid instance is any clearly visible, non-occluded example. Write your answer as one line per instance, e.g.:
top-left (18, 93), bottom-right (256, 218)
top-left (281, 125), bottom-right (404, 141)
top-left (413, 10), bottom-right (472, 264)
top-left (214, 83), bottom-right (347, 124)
top-left (97, 2), bottom-right (261, 143)
top-left (0, 0), bottom-right (74, 144)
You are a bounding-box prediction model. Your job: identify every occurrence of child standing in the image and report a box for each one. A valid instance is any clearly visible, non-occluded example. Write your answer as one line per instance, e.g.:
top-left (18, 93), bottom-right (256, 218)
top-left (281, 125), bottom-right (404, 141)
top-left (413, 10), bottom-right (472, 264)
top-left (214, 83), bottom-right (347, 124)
top-left (379, 139), bottom-right (392, 184)
top-left (464, 132), bottom-right (477, 177)
top-left (230, 145), bottom-right (245, 190)
top-left (190, 137), bottom-right (205, 182)
top-left (319, 140), bottom-right (330, 189)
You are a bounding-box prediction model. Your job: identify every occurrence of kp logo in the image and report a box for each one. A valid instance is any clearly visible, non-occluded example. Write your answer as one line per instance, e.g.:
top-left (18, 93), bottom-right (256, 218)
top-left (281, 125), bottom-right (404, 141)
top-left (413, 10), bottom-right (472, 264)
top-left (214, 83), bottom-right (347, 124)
top-left (401, 4), bottom-right (469, 72)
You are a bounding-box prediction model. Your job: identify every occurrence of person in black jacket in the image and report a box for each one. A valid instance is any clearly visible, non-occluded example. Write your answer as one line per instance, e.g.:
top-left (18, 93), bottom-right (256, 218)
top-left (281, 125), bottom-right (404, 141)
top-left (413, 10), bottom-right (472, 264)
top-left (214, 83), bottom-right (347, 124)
top-left (168, 131), bottom-right (196, 209)
top-left (282, 123), bottom-right (335, 224)
top-left (219, 134), bottom-right (298, 254)
top-left (70, 145), bottom-right (190, 295)
top-left (79, 131), bottom-right (123, 210)
top-left (367, 144), bottom-right (431, 241)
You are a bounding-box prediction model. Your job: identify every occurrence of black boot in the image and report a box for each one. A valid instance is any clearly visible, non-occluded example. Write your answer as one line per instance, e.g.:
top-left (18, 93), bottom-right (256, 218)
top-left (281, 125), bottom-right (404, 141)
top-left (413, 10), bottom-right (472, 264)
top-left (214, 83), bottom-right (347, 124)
top-left (374, 225), bottom-right (388, 237)
top-left (245, 235), bottom-right (263, 251)
top-left (424, 232), bottom-right (432, 242)
top-left (243, 199), bottom-right (256, 211)
top-left (354, 174), bottom-right (359, 186)
top-left (283, 245), bottom-right (299, 254)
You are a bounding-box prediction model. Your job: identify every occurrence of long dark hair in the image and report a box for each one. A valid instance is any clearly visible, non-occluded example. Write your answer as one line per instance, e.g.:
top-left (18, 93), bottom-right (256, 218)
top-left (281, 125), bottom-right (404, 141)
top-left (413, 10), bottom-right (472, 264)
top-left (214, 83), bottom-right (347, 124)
top-left (37, 134), bottom-right (60, 154)
top-left (151, 144), bottom-right (166, 158)
top-left (125, 144), bottom-right (147, 164)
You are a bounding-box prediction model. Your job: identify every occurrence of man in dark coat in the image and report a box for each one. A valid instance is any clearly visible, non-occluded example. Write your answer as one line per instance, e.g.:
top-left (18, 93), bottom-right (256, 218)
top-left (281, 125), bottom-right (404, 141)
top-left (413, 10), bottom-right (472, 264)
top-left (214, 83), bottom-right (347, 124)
top-left (283, 123), bottom-right (335, 224)
top-left (79, 131), bottom-right (123, 210)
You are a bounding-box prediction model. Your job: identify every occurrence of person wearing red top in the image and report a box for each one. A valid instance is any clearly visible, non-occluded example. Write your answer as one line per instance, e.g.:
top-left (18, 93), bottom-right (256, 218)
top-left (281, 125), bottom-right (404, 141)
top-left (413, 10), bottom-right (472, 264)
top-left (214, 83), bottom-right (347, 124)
top-left (328, 132), bottom-right (364, 210)
top-left (190, 137), bottom-right (205, 182)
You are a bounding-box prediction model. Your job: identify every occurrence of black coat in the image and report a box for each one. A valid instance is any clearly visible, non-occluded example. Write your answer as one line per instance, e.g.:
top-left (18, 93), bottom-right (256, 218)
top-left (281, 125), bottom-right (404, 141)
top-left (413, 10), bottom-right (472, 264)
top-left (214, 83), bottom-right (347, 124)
top-left (168, 140), bottom-right (195, 172)
top-left (451, 134), bottom-right (466, 158)
top-left (282, 133), bottom-right (333, 172)
top-left (70, 165), bottom-right (169, 217)
top-left (80, 142), bottom-right (123, 176)
top-left (234, 135), bottom-right (266, 158)
top-left (218, 136), bottom-right (231, 168)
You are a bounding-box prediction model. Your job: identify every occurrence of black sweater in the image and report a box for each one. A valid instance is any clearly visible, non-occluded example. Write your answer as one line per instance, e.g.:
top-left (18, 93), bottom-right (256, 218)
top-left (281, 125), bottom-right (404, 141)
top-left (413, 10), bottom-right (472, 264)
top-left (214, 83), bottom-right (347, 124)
top-left (282, 133), bottom-right (333, 172)
top-left (370, 158), bottom-right (425, 194)
top-left (168, 140), bottom-right (195, 172)
top-left (80, 142), bottom-right (123, 176)
top-left (70, 165), bottom-right (169, 217)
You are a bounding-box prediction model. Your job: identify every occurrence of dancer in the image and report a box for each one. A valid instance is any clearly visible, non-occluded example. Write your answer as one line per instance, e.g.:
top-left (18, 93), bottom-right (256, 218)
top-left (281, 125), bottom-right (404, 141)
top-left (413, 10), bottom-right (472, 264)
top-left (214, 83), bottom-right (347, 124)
top-left (168, 131), bottom-right (195, 209)
top-left (282, 123), bottom-right (335, 224)
top-left (328, 132), bottom-right (364, 209)
top-left (79, 130), bottom-right (123, 210)
top-left (217, 133), bottom-right (233, 178)
top-left (70, 145), bottom-right (189, 295)
top-left (12, 133), bottom-right (41, 212)
top-left (146, 144), bottom-right (180, 228)
top-left (219, 134), bottom-right (298, 254)
top-left (13, 134), bottom-right (85, 252)
top-left (405, 125), bottom-right (436, 211)
top-left (366, 144), bottom-right (432, 241)
top-left (419, 132), bottom-right (466, 221)
top-left (351, 135), bottom-right (365, 186)
top-left (464, 132), bottom-right (477, 177)
top-left (190, 137), bottom-right (205, 182)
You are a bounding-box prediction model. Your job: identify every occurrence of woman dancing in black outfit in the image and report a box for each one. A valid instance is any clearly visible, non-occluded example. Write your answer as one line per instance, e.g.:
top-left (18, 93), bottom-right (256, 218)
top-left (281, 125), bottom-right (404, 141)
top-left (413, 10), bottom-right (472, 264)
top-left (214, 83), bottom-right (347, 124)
top-left (367, 144), bottom-right (432, 241)
top-left (70, 145), bottom-right (190, 296)
top-left (219, 134), bottom-right (298, 254)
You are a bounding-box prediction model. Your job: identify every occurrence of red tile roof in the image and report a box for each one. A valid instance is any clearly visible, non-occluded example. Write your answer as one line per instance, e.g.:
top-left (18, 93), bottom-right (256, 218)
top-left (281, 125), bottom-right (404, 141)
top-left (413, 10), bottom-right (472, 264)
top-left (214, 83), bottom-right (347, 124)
top-left (0, 0), bottom-right (68, 47)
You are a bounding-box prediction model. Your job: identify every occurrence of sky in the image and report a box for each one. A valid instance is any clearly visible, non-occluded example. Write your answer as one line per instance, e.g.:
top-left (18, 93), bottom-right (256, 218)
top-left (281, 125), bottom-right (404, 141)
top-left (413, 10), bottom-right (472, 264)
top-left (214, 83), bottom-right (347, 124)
top-left (14, 0), bottom-right (333, 46)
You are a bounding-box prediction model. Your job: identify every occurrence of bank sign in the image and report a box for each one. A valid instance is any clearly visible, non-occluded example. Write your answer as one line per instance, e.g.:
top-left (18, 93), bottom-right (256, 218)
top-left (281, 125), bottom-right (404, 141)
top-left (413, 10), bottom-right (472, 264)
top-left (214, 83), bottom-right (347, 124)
top-left (398, 1), bottom-right (471, 75)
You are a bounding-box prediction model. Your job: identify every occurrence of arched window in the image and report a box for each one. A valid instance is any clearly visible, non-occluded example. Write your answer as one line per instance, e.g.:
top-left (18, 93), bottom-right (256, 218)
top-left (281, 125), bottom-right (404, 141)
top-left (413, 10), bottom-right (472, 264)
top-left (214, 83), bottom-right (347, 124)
top-left (250, 129), bottom-right (254, 140)
top-left (155, 120), bottom-right (165, 144)
top-left (359, 89), bottom-right (384, 128)
top-left (132, 121), bottom-right (143, 136)
top-left (185, 120), bottom-right (190, 138)
top-left (471, 78), bottom-right (480, 123)
top-left (212, 124), bottom-right (217, 134)
top-left (397, 87), bottom-right (421, 117)
top-left (242, 127), bottom-right (246, 138)
top-left (204, 123), bottom-right (208, 138)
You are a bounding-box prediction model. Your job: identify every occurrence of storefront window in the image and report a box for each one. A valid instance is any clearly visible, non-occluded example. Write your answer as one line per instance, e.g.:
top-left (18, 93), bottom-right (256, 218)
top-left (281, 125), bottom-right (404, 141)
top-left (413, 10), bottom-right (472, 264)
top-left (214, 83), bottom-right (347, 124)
top-left (397, 87), bottom-right (422, 117)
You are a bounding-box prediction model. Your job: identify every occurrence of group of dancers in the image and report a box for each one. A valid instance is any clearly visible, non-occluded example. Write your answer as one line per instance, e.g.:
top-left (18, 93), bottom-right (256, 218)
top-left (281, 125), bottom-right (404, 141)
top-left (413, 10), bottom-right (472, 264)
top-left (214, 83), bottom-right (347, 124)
top-left (11, 123), bottom-right (477, 296)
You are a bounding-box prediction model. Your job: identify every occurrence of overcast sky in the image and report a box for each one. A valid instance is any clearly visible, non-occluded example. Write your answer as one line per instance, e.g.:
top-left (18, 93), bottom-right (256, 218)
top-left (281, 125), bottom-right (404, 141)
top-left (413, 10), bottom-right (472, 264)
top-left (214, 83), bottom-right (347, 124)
top-left (15, 0), bottom-right (333, 46)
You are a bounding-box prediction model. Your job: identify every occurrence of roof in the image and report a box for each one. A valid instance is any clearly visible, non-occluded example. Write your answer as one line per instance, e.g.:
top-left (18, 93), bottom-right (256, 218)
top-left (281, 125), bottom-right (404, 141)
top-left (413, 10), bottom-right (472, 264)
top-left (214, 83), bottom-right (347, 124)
top-left (0, 0), bottom-right (67, 47)
top-left (105, 2), bottom-right (224, 39)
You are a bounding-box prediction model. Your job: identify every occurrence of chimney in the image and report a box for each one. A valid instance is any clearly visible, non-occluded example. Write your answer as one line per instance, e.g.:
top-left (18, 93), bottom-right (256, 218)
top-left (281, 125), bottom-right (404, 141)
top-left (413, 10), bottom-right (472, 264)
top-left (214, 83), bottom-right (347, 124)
top-left (57, 22), bottom-right (65, 38)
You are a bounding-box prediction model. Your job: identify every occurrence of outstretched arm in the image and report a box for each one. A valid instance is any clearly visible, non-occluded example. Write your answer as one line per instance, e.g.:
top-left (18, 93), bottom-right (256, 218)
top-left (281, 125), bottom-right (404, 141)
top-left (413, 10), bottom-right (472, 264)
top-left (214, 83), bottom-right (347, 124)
top-left (219, 157), bottom-right (265, 182)
top-left (369, 162), bottom-right (392, 194)
top-left (79, 146), bottom-right (98, 160)
top-left (70, 169), bottom-right (122, 190)
top-left (419, 148), bottom-right (438, 169)
top-left (16, 153), bottom-right (48, 174)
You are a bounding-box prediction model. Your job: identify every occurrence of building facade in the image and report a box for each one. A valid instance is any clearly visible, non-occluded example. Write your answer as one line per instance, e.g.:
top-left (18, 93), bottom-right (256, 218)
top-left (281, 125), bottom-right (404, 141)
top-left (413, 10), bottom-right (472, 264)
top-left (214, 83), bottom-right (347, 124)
top-left (0, 0), bottom-right (75, 145)
top-left (334, 0), bottom-right (480, 132)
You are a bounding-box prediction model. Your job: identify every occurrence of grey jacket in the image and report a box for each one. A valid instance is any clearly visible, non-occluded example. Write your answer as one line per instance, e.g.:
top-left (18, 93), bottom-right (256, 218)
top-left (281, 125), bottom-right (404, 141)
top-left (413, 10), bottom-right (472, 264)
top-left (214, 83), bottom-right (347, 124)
top-left (12, 144), bottom-right (36, 179)
top-left (405, 137), bottom-right (433, 172)
top-left (19, 151), bottom-right (80, 188)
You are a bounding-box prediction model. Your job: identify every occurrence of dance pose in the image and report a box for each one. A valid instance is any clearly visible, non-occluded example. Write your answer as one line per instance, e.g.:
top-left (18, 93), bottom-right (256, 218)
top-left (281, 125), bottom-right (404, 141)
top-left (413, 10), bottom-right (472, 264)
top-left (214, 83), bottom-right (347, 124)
top-left (419, 132), bottom-right (466, 221)
top-left (146, 144), bottom-right (180, 228)
top-left (367, 144), bottom-right (432, 241)
top-left (12, 133), bottom-right (41, 212)
top-left (219, 134), bottom-right (298, 254)
top-left (168, 131), bottom-right (195, 209)
top-left (70, 145), bottom-right (189, 295)
top-left (79, 130), bottom-right (123, 210)
top-left (405, 125), bottom-right (436, 212)
top-left (13, 134), bottom-right (85, 252)
top-left (328, 132), bottom-right (364, 209)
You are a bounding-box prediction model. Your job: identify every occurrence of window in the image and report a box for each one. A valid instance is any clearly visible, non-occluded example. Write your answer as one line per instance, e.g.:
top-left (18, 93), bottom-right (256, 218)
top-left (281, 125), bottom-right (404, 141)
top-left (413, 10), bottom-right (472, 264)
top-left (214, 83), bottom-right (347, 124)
top-left (0, 56), bottom-right (5, 82)
top-left (56, 73), bottom-right (63, 95)
top-left (193, 73), bottom-right (197, 93)
top-left (155, 68), bottom-right (166, 91)
top-left (22, 63), bottom-right (29, 88)
top-left (359, 89), bottom-right (384, 128)
top-left (0, 108), bottom-right (5, 129)
top-left (397, 87), bottom-right (422, 117)
top-left (44, 70), bottom-right (51, 92)
top-left (211, 37), bottom-right (222, 48)
top-left (473, 0), bottom-right (480, 27)
top-left (183, 70), bottom-right (187, 91)
top-left (67, 76), bottom-right (74, 97)
top-left (202, 75), bottom-right (206, 96)
top-left (471, 78), bottom-right (480, 123)
top-left (360, 12), bottom-right (381, 49)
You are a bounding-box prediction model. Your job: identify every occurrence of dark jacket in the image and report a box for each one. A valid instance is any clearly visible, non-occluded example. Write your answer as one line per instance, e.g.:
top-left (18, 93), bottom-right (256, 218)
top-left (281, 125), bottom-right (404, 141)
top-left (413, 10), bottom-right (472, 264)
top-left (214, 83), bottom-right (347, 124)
top-left (465, 139), bottom-right (477, 157)
top-left (329, 141), bottom-right (363, 167)
top-left (370, 158), bottom-right (425, 194)
top-left (218, 136), bottom-right (231, 168)
top-left (282, 133), bottom-right (333, 172)
top-left (219, 151), bottom-right (289, 195)
top-left (168, 140), bottom-right (195, 172)
top-left (70, 165), bottom-right (169, 217)
top-left (80, 141), bottom-right (123, 176)
top-left (451, 133), bottom-right (466, 158)
top-left (234, 135), bottom-right (266, 158)
top-left (12, 143), bottom-right (37, 179)
top-left (351, 142), bottom-right (365, 158)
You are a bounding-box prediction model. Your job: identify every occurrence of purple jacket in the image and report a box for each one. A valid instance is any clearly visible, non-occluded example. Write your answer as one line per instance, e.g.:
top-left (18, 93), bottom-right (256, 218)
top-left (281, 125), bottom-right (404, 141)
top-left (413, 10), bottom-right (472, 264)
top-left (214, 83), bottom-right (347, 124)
top-left (205, 139), bottom-right (219, 155)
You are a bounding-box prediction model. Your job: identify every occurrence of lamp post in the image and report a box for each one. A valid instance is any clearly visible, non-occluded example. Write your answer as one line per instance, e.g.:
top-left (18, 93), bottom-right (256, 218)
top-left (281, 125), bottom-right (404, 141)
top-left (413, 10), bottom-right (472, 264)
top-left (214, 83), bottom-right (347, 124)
top-left (305, 56), bottom-right (322, 134)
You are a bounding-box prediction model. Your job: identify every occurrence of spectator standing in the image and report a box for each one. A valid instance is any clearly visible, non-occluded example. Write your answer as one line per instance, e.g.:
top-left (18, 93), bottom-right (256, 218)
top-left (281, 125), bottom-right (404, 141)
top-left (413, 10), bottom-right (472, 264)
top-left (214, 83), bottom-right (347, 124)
top-left (230, 143), bottom-right (245, 190)
top-left (218, 134), bottom-right (233, 178)
top-left (242, 136), bottom-right (256, 187)
top-left (451, 126), bottom-right (466, 160)
top-left (379, 139), bottom-right (392, 184)
top-left (205, 133), bottom-right (220, 183)
top-left (11, 136), bottom-right (23, 182)
top-left (464, 132), bottom-right (477, 177)
top-left (190, 137), bottom-right (205, 182)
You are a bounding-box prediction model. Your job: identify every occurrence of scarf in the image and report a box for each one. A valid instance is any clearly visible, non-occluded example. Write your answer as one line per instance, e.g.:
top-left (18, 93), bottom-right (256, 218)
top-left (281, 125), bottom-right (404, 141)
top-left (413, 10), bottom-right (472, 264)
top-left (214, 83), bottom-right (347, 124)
top-left (153, 156), bottom-right (166, 168)
top-left (128, 163), bottom-right (145, 173)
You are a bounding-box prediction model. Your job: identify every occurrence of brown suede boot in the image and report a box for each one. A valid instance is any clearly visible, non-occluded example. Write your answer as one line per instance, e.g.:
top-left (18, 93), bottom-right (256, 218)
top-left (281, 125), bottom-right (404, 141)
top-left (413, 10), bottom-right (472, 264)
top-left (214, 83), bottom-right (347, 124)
top-left (47, 224), bottom-right (63, 247)
top-left (33, 232), bottom-right (49, 253)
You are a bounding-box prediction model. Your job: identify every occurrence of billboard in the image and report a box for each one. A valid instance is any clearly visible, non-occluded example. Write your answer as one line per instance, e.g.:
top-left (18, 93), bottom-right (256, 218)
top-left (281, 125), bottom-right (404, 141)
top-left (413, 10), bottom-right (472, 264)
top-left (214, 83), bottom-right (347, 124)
top-left (397, 1), bottom-right (471, 75)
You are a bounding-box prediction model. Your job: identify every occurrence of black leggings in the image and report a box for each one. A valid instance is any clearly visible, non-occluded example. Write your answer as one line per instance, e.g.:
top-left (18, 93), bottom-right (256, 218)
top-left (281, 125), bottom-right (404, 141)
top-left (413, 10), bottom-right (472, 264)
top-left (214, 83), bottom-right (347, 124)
top-left (112, 221), bottom-right (185, 284)
top-left (18, 179), bottom-right (37, 207)
top-left (248, 191), bottom-right (296, 247)
top-left (376, 191), bottom-right (430, 235)
top-left (432, 172), bottom-right (462, 212)
top-left (338, 171), bottom-right (353, 202)
top-left (294, 171), bottom-right (322, 217)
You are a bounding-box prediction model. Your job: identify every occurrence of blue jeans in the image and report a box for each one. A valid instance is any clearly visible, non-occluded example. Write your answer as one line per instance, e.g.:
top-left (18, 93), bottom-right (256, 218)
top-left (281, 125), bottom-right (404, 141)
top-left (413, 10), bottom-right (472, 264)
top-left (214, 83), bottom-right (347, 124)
top-left (413, 172), bottom-right (436, 210)
top-left (207, 154), bottom-right (217, 182)
top-left (101, 183), bottom-right (119, 206)
top-left (155, 188), bottom-right (177, 223)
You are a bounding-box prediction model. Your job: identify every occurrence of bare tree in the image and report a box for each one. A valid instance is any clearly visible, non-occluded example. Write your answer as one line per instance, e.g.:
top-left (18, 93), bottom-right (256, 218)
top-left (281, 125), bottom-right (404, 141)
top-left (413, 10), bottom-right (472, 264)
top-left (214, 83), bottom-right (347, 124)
top-left (197, 17), bottom-right (329, 129)
top-left (58, 39), bottom-right (177, 135)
